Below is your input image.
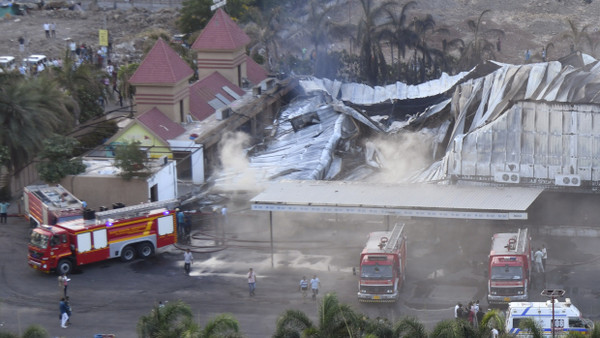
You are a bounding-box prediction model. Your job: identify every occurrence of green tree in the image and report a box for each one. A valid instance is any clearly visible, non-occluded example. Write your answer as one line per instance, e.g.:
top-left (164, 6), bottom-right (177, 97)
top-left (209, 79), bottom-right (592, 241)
top-left (273, 293), bottom-right (360, 338)
top-left (518, 317), bottom-right (543, 338)
top-left (48, 50), bottom-right (106, 124)
top-left (117, 62), bottom-right (139, 113)
top-left (198, 313), bottom-right (243, 338)
top-left (0, 331), bottom-right (19, 338)
top-left (479, 308), bottom-right (505, 334)
top-left (37, 135), bottom-right (86, 184)
top-left (137, 301), bottom-right (194, 338)
top-left (0, 73), bottom-right (73, 173)
top-left (430, 318), bottom-right (477, 338)
top-left (22, 324), bottom-right (50, 338)
top-left (393, 317), bottom-right (427, 338)
top-left (113, 140), bottom-right (148, 180)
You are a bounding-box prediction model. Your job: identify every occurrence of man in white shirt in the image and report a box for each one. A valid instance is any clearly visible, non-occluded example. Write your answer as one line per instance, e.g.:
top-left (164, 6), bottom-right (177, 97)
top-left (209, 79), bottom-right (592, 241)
top-left (542, 244), bottom-right (547, 270)
top-left (534, 248), bottom-right (544, 273)
top-left (183, 249), bottom-right (193, 276)
top-left (247, 268), bottom-right (256, 296)
top-left (310, 274), bottom-right (320, 300)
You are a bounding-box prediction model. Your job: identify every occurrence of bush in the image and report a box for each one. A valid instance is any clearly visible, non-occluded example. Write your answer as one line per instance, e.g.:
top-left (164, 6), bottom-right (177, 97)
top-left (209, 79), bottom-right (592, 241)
top-left (22, 324), bottom-right (49, 338)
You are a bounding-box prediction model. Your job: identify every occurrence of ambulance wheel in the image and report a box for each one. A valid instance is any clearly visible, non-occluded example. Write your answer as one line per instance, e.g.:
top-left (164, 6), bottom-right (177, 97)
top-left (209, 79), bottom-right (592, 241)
top-left (120, 245), bottom-right (136, 262)
top-left (57, 259), bottom-right (72, 275)
top-left (137, 242), bottom-right (154, 258)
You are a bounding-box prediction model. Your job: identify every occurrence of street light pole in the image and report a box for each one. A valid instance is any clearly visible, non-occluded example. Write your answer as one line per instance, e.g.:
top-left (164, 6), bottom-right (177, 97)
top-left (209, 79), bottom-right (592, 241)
top-left (541, 289), bottom-right (565, 338)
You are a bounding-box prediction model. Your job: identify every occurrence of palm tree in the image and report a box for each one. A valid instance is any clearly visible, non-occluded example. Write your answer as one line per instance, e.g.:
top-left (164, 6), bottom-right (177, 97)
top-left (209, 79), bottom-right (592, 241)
top-left (430, 318), bottom-right (477, 338)
top-left (0, 73), bottom-right (73, 173)
top-left (561, 18), bottom-right (590, 53)
top-left (273, 293), bottom-right (360, 337)
top-left (517, 317), bottom-right (543, 338)
top-left (137, 301), bottom-right (194, 338)
top-left (197, 313), bottom-right (243, 338)
top-left (479, 308), bottom-right (505, 334)
top-left (457, 10), bottom-right (504, 71)
top-left (356, 0), bottom-right (396, 85)
top-left (287, 0), bottom-right (351, 76)
top-left (393, 317), bottom-right (427, 338)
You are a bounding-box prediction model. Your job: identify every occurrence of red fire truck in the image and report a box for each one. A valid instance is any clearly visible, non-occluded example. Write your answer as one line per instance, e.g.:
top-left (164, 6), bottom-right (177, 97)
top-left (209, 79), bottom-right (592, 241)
top-left (487, 228), bottom-right (532, 305)
top-left (24, 185), bottom-right (84, 226)
top-left (357, 224), bottom-right (407, 302)
top-left (27, 199), bottom-right (179, 275)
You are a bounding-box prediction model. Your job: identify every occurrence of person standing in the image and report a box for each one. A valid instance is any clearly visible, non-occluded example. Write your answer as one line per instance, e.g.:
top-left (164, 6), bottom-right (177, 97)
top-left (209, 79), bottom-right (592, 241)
top-left (176, 208), bottom-right (185, 239)
top-left (534, 248), bottom-right (544, 273)
top-left (247, 268), bottom-right (256, 296)
top-left (299, 276), bottom-right (309, 299)
top-left (454, 302), bottom-right (462, 319)
top-left (18, 36), bottom-right (25, 54)
top-left (542, 47), bottom-right (547, 62)
top-left (50, 22), bottom-right (56, 38)
top-left (44, 22), bottom-right (50, 38)
top-left (58, 273), bottom-right (70, 297)
top-left (491, 327), bottom-right (499, 338)
top-left (496, 37), bottom-right (501, 52)
top-left (59, 298), bottom-right (69, 328)
top-left (0, 201), bottom-right (9, 223)
top-left (310, 274), bottom-right (320, 300)
top-left (542, 244), bottom-right (547, 271)
top-left (183, 249), bottom-right (193, 276)
top-left (525, 49), bottom-right (531, 61)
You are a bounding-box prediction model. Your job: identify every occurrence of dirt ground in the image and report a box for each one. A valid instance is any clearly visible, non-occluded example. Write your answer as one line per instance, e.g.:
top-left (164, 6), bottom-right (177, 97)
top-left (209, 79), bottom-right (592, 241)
top-left (2, 0), bottom-right (600, 71)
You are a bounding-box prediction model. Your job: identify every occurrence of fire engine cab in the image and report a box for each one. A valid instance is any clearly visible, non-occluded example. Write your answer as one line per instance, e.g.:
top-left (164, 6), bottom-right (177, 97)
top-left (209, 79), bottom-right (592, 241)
top-left (28, 199), bottom-right (179, 275)
top-left (357, 223), bottom-right (407, 302)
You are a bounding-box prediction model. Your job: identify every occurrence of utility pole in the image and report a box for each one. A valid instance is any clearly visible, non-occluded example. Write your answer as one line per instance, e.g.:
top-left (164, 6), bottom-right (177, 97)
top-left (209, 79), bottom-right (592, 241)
top-left (541, 289), bottom-right (565, 338)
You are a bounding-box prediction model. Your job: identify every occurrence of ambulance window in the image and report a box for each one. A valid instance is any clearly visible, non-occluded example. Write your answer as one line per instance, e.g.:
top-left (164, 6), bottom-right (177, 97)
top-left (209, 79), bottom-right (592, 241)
top-left (569, 318), bottom-right (584, 328)
top-left (77, 232), bottom-right (92, 253)
top-left (93, 229), bottom-right (107, 249)
top-left (513, 318), bottom-right (521, 328)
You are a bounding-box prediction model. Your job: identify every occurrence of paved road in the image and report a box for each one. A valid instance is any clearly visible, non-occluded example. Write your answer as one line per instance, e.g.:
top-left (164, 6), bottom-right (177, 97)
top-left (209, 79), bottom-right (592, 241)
top-left (1, 207), bottom-right (599, 337)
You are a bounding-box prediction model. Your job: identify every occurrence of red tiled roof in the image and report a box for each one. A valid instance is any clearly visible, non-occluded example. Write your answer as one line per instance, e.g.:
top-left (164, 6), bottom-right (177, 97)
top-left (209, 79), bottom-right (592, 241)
top-left (191, 8), bottom-right (251, 51)
top-left (245, 55), bottom-right (268, 86)
top-left (189, 71), bottom-right (245, 121)
top-left (129, 39), bottom-right (194, 85)
top-left (137, 107), bottom-right (186, 142)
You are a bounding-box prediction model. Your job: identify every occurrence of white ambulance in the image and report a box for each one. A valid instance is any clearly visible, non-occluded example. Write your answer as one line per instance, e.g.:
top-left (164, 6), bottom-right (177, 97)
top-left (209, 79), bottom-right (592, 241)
top-left (506, 299), bottom-right (593, 336)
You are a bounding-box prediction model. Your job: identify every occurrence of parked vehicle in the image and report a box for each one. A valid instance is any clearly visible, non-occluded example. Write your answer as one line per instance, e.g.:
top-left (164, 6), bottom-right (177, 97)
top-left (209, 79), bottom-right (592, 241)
top-left (24, 184), bottom-right (85, 227)
top-left (487, 228), bottom-right (532, 305)
top-left (0, 56), bottom-right (16, 72)
top-left (506, 299), bottom-right (593, 336)
top-left (357, 223), bottom-right (407, 302)
top-left (27, 199), bottom-right (179, 274)
top-left (23, 54), bottom-right (47, 66)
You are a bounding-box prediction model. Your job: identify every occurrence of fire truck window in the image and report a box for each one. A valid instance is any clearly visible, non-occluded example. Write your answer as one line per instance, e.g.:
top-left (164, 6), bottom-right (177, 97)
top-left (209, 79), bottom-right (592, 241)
top-left (61, 234), bottom-right (68, 243)
top-left (157, 215), bottom-right (174, 235)
top-left (93, 229), bottom-right (108, 249)
top-left (77, 232), bottom-right (92, 253)
top-left (50, 236), bottom-right (60, 247)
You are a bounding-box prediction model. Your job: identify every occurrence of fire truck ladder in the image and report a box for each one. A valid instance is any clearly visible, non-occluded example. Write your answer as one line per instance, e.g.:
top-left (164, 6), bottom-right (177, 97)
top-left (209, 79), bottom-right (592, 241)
top-left (95, 199), bottom-right (180, 221)
top-left (383, 223), bottom-right (405, 253)
top-left (514, 228), bottom-right (527, 253)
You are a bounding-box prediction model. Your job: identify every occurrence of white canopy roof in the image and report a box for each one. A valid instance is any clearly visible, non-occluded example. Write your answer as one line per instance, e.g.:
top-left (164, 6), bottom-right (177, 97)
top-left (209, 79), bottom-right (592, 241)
top-left (251, 181), bottom-right (544, 220)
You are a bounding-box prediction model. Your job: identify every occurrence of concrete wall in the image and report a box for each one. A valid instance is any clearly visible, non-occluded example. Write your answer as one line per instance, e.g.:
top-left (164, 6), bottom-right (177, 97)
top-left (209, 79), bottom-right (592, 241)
top-left (61, 160), bottom-right (178, 210)
top-left (196, 48), bottom-right (246, 87)
top-left (60, 175), bottom-right (148, 210)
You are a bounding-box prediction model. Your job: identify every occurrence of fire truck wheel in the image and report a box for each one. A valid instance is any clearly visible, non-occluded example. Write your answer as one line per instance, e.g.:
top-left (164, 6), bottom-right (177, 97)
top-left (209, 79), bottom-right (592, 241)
top-left (120, 245), bottom-right (136, 262)
top-left (57, 259), bottom-right (73, 275)
top-left (137, 242), bottom-right (154, 258)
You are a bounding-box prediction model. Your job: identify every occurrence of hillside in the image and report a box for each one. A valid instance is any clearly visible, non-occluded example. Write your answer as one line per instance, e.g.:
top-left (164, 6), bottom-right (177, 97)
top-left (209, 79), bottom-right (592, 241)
top-left (0, 0), bottom-right (599, 71)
